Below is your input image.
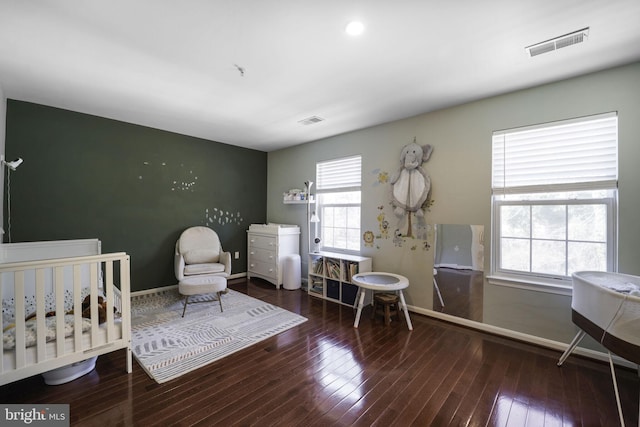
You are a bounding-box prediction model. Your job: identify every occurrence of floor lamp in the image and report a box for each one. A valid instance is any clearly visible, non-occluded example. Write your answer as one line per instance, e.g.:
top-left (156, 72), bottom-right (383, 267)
top-left (310, 211), bottom-right (320, 253)
top-left (305, 180), bottom-right (320, 254)
top-left (3, 157), bottom-right (24, 243)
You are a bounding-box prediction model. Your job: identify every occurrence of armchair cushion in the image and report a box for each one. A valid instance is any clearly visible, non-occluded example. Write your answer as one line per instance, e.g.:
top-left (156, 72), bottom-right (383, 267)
top-left (184, 262), bottom-right (226, 276)
top-left (183, 248), bottom-right (219, 264)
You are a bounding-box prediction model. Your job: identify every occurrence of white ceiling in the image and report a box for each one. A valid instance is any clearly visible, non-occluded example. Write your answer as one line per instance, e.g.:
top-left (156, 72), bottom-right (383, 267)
top-left (1, 1), bottom-right (639, 152)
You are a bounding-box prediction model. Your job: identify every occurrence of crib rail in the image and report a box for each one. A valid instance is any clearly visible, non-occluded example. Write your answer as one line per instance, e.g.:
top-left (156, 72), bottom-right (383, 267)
top-left (0, 252), bottom-right (131, 386)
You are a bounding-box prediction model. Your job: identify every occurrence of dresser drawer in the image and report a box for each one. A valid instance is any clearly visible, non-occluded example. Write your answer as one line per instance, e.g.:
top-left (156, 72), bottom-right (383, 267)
top-left (248, 247), bottom-right (276, 264)
top-left (248, 259), bottom-right (277, 280)
top-left (248, 234), bottom-right (277, 250)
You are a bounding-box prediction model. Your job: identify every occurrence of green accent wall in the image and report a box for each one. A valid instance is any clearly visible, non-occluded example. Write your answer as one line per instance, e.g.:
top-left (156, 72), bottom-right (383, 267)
top-left (4, 100), bottom-right (267, 292)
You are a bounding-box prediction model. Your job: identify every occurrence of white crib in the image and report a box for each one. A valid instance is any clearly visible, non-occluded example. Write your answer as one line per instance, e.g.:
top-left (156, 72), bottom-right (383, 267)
top-left (0, 239), bottom-right (132, 386)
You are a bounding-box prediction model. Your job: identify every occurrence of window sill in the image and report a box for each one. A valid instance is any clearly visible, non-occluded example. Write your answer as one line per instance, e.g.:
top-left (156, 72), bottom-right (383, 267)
top-left (486, 274), bottom-right (573, 296)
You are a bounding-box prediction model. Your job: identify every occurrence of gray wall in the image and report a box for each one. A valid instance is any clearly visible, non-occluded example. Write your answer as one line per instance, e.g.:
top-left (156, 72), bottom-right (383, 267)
top-left (267, 62), bottom-right (640, 350)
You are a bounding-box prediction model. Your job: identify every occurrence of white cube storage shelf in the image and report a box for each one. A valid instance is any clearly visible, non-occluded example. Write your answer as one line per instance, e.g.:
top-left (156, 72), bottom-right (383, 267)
top-left (308, 251), bottom-right (372, 306)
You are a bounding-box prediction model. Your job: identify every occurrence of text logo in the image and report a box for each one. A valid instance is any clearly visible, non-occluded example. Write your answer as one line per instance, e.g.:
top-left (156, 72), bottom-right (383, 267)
top-left (1, 405), bottom-right (69, 426)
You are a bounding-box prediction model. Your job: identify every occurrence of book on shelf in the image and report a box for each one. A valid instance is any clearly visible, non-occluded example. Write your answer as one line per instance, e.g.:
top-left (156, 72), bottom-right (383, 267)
top-left (325, 258), bottom-right (341, 279)
top-left (344, 262), bottom-right (359, 282)
top-left (311, 258), bottom-right (324, 275)
top-left (310, 278), bottom-right (323, 294)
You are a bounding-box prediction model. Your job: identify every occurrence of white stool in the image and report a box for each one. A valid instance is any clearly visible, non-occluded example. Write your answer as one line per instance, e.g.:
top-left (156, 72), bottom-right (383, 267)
top-left (178, 276), bottom-right (227, 317)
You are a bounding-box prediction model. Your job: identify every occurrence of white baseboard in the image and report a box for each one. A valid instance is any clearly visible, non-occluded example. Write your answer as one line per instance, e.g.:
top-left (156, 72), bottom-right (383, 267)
top-left (408, 305), bottom-right (637, 370)
top-left (132, 284), bottom-right (178, 297)
top-left (132, 272), bottom-right (247, 297)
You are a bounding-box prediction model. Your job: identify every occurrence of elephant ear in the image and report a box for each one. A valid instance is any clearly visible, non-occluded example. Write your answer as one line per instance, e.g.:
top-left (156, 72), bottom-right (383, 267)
top-left (422, 144), bottom-right (434, 162)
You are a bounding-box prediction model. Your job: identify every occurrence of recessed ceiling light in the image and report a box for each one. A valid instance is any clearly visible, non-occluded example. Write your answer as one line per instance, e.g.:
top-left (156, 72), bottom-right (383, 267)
top-left (345, 21), bottom-right (365, 36)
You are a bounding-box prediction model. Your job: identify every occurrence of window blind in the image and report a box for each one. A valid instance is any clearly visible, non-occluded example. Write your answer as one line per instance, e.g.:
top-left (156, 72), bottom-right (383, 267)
top-left (316, 155), bottom-right (362, 191)
top-left (492, 112), bottom-right (618, 194)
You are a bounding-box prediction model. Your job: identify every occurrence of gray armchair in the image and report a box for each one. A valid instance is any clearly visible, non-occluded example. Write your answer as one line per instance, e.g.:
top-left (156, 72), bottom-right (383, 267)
top-left (174, 226), bottom-right (231, 281)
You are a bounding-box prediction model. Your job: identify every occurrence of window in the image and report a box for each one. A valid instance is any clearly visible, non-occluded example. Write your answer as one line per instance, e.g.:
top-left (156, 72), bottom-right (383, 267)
top-left (491, 112), bottom-right (618, 283)
top-left (316, 155), bottom-right (362, 252)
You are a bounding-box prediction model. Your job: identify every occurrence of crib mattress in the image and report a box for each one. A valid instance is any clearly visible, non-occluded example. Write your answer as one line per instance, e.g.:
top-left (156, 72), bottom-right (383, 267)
top-left (2, 320), bottom-right (122, 372)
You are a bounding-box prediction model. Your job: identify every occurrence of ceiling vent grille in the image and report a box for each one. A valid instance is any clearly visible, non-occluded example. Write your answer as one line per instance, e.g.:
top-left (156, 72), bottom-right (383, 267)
top-left (526, 27), bottom-right (589, 57)
top-left (298, 116), bottom-right (325, 125)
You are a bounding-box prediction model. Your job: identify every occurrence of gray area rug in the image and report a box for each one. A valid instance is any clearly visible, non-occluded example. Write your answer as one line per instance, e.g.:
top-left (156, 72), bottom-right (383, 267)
top-left (131, 288), bottom-right (307, 383)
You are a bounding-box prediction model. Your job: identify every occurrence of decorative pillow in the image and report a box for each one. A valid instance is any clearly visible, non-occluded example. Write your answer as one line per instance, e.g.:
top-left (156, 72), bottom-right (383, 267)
top-left (3, 314), bottom-right (92, 350)
top-left (184, 249), bottom-right (219, 264)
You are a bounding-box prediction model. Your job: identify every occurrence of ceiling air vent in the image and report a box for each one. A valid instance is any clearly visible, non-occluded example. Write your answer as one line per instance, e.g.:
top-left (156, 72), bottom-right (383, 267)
top-left (298, 116), bottom-right (325, 126)
top-left (526, 27), bottom-right (589, 57)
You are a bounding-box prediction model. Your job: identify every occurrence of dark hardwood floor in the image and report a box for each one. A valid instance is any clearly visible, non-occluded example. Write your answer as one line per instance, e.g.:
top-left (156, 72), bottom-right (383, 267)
top-left (433, 268), bottom-right (484, 322)
top-left (1, 278), bottom-right (638, 426)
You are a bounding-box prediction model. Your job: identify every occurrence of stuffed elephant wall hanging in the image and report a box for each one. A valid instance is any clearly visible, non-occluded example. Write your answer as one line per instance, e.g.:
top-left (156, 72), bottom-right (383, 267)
top-left (390, 138), bottom-right (433, 237)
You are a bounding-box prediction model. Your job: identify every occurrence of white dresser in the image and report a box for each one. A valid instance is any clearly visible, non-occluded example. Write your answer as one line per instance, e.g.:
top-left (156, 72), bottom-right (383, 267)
top-left (247, 224), bottom-right (300, 289)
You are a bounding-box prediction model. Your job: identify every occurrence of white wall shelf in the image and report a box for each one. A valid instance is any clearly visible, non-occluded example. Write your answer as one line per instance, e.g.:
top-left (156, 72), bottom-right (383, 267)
top-left (283, 197), bottom-right (315, 204)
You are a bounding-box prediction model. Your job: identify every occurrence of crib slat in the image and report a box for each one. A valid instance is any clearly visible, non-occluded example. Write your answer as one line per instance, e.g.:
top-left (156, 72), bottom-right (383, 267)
top-left (54, 266), bottom-right (65, 357)
top-left (14, 271), bottom-right (26, 369)
top-left (119, 255), bottom-right (132, 373)
top-left (105, 260), bottom-right (115, 341)
top-left (35, 269), bottom-right (46, 362)
top-left (0, 272), bottom-right (3, 374)
top-left (73, 264), bottom-right (83, 351)
top-left (90, 262), bottom-right (99, 345)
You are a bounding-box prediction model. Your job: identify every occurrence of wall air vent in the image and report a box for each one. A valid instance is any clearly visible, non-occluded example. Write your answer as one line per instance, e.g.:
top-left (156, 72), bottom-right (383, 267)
top-left (298, 116), bottom-right (325, 125)
top-left (526, 27), bottom-right (589, 57)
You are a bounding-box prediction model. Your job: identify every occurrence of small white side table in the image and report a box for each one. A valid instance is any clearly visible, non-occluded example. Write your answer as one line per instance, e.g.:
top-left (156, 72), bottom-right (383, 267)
top-left (351, 272), bottom-right (413, 330)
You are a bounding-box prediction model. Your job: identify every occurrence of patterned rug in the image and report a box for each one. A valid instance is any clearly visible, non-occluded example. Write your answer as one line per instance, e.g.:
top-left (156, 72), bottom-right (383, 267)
top-left (131, 288), bottom-right (307, 384)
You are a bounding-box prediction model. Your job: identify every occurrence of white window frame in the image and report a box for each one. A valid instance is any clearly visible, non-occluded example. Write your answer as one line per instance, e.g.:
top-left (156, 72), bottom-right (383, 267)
top-left (492, 196), bottom-right (617, 281)
top-left (316, 155), bottom-right (362, 254)
top-left (489, 112), bottom-right (618, 291)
